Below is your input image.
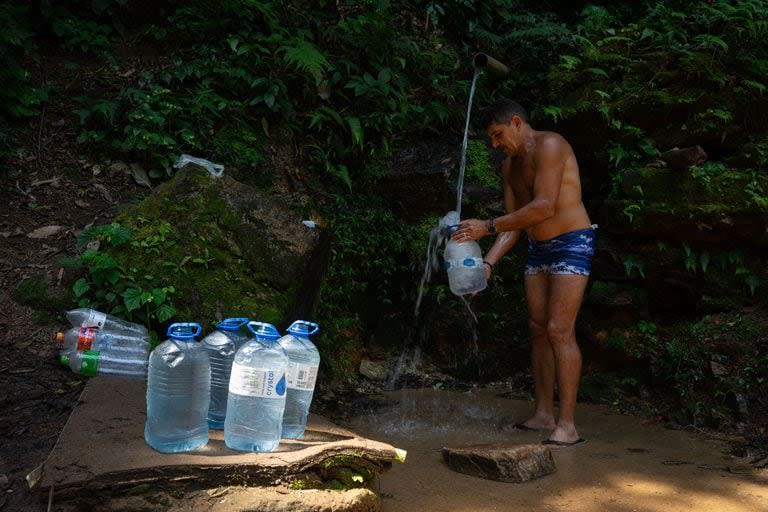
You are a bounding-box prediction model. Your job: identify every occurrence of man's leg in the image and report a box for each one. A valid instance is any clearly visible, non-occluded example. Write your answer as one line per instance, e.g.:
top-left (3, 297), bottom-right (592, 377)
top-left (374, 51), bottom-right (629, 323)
top-left (518, 273), bottom-right (556, 430)
top-left (546, 274), bottom-right (589, 443)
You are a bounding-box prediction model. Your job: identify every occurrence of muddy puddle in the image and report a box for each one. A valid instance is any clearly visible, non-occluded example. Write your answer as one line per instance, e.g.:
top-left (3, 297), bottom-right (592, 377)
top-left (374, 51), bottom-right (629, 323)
top-left (339, 387), bottom-right (767, 512)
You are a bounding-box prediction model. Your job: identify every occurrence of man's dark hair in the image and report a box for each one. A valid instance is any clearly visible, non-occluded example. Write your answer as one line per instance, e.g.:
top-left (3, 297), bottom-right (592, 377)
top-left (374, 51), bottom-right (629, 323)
top-left (478, 98), bottom-right (528, 128)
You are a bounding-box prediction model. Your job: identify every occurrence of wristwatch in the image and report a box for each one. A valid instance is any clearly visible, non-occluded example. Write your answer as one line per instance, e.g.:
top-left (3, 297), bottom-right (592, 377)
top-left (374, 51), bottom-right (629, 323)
top-left (487, 218), bottom-right (496, 235)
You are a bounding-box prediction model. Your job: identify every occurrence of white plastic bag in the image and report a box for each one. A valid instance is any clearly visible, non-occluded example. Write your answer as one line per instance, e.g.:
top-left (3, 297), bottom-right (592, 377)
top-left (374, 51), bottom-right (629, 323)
top-left (173, 154), bottom-right (224, 177)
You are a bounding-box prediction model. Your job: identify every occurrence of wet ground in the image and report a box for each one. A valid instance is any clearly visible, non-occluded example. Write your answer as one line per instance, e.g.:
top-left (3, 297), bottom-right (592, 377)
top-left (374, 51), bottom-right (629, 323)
top-left (339, 387), bottom-right (767, 512)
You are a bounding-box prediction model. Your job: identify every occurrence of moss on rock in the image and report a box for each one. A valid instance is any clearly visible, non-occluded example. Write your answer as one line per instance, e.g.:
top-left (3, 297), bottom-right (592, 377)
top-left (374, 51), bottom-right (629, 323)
top-left (112, 168), bottom-right (320, 326)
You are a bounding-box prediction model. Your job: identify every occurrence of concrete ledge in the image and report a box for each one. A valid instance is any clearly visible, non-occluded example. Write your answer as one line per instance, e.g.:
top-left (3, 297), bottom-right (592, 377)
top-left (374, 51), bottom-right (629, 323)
top-left (34, 377), bottom-right (402, 495)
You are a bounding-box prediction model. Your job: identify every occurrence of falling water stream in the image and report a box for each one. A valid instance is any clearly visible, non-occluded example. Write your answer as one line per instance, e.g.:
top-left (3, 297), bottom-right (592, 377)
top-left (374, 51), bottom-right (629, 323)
top-left (414, 67), bottom-right (482, 321)
top-left (455, 67), bottom-right (481, 218)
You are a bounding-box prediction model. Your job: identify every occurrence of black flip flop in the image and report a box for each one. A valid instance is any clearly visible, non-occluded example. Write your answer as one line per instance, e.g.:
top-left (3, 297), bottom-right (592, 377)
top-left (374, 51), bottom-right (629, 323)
top-left (512, 423), bottom-right (540, 432)
top-left (542, 438), bottom-right (587, 447)
top-left (501, 422), bottom-right (541, 432)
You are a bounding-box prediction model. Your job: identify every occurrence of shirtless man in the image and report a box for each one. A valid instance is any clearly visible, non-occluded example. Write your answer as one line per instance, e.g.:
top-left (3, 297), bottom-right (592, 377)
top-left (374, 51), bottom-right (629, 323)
top-left (452, 98), bottom-right (595, 446)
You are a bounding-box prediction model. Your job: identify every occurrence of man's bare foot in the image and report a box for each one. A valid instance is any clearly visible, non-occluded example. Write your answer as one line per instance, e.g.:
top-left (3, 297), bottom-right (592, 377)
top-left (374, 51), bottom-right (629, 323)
top-left (544, 424), bottom-right (581, 445)
top-left (501, 415), bottom-right (556, 433)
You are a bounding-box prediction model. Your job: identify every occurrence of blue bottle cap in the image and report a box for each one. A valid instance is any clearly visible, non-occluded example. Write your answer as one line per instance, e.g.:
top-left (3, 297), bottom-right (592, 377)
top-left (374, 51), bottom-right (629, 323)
top-left (167, 322), bottom-right (203, 340)
top-left (287, 320), bottom-right (320, 337)
top-left (246, 321), bottom-right (280, 341)
top-left (217, 317), bottom-right (249, 331)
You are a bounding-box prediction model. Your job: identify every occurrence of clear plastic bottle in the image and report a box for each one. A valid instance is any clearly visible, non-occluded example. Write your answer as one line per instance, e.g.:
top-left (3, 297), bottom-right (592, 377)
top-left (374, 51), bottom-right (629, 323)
top-left (60, 349), bottom-right (148, 379)
top-left (65, 308), bottom-right (148, 337)
top-left (443, 224), bottom-right (487, 296)
top-left (201, 317), bottom-right (250, 429)
top-left (278, 320), bottom-right (320, 439)
top-left (144, 323), bottom-right (210, 453)
top-left (55, 326), bottom-right (150, 361)
top-left (224, 321), bottom-right (288, 452)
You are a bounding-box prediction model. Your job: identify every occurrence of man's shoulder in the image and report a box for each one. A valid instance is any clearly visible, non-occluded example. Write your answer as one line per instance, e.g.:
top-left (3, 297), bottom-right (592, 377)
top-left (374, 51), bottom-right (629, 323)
top-left (535, 130), bottom-right (568, 148)
top-left (533, 130), bottom-right (573, 158)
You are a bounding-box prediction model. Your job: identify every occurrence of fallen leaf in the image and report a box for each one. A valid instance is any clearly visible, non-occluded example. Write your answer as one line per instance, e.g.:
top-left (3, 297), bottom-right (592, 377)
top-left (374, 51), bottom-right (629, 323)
top-left (131, 163), bottom-right (152, 188)
top-left (92, 183), bottom-right (113, 203)
top-left (109, 161), bottom-right (130, 174)
top-left (27, 225), bottom-right (63, 239)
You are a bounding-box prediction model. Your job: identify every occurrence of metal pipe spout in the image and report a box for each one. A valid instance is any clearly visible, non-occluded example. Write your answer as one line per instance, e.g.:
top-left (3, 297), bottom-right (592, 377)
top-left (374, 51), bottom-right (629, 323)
top-left (473, 53), bottom-right (510, 77)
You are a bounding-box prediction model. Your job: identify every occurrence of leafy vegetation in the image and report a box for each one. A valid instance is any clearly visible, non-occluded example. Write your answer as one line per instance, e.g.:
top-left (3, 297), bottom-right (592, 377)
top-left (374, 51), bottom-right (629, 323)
top-left (2, 1), bottom-right (767, 432)
top-left (59, 222), bottom-right (177, 328)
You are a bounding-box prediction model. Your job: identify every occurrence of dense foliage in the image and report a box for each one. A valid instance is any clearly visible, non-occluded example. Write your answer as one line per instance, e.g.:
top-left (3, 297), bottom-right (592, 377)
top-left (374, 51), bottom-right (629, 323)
top-left (3, 1), bottom-right (767, 427)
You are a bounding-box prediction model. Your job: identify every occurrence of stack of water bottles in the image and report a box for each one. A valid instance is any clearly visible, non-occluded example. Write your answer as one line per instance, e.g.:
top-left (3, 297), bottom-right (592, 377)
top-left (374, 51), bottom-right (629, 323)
top-left (143, 318), bottom-right (321, 454)
top-left (55, 308), bottom-right (151, 379)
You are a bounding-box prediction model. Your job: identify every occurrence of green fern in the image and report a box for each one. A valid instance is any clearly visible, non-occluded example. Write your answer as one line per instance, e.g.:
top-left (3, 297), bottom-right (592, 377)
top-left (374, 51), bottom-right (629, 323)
top-left (281, 39), bottom-right (329, 84)
top-left (742, 79), bottom-right (766, 93)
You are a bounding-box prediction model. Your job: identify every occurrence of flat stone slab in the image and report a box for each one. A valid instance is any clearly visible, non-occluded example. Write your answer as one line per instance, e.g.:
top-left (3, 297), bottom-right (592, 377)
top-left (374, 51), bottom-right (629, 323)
top-left (33, 376), bottom-right (403, 495)
top-left (442, 443), bottom-right (556, 483)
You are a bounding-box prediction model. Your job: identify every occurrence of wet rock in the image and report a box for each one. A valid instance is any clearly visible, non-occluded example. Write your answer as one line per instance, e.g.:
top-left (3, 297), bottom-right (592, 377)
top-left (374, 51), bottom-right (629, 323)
top-left (0, 473), bottom-right (8, 488)
top-left (359, 359), bottom-right (388, 381)
top-left (381, 138), bottom-right (456, 220)
top-left (442, 443), bottom-right (556, 483)
top-left (660, 145), bottom-right (708, 170)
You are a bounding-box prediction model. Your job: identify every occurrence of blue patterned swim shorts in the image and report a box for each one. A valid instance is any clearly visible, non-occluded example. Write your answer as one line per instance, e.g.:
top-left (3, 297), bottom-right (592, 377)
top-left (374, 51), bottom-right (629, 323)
top-left (525, 225), bottom-right (597, 276)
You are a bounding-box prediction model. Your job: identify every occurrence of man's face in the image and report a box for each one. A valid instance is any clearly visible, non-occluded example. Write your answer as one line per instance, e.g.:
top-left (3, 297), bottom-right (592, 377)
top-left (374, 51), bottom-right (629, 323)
top-left (487, 116), bottom-right (523, 156)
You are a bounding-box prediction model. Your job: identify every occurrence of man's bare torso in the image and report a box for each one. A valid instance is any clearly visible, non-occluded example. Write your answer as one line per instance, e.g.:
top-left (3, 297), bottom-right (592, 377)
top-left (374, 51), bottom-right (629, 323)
top-left (504, 131), bottom-right (591, 241)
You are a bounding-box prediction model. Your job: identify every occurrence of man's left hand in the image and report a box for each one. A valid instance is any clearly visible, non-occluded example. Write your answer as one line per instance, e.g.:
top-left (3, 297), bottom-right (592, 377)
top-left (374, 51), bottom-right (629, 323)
top-left (452, 219), bottom-right (488, 242)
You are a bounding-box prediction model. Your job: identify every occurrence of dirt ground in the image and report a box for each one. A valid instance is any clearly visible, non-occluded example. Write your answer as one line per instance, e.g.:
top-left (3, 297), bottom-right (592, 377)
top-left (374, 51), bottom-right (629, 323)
top-left (0, 66), bottom-right (155, 508)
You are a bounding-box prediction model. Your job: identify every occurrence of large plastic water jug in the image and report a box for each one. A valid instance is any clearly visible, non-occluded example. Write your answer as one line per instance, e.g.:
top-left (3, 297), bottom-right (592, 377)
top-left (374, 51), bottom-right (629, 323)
top-left (144, 323), bottom-right (210, 453)
top-left (443, 225), bottom-right (487, 296)
top-left (224, 321), bottom-right (288, 452)
top-left (201, 317), bottom-right (250, 429)
top-left (278, 320), bottom-right (320, 439)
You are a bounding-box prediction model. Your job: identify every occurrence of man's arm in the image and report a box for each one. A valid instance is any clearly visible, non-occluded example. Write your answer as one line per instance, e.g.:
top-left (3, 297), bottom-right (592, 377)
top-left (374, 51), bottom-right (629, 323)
top-left (484, 157), bottom-right (520, 266)
top-left (454, 135), bottom-right (565, 240)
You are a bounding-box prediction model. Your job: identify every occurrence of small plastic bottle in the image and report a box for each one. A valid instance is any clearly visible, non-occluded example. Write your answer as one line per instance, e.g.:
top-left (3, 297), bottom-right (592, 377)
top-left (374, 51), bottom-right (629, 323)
top-left (65, 308), bottom-right (148, 337)
top-left (278, 320), bottom-right (320, 439)
top-left (201, 317), bottom-right (250, 429)
top-left (145, 323), bottom-right (210, 453)
top-left (60, 349), bottom-right (148, 379)
top-left (224, 321), bottom-right (288, 452)
top-left (55, 326), bottom-right (150, 361)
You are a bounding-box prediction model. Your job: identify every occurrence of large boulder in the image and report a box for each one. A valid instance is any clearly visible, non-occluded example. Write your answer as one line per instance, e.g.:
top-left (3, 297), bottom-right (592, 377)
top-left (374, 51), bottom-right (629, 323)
top-left (114, 167), bottom-right (325, 325)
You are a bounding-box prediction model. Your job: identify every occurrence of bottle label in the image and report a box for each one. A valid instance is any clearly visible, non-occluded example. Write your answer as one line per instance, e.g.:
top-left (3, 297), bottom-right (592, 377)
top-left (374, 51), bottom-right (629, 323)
top-left (286, 363), bottom-right (318, 391)
top-left (229, 364), bottom-right (286, 399)
top-left (83, 310), bottom-right (107, 328)
top-left (77, 327), bottom-right (97, 350)
top-left (80, 350), bottom-right (100, 376)
top-left (444, 257), bottom-right (483, 270)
